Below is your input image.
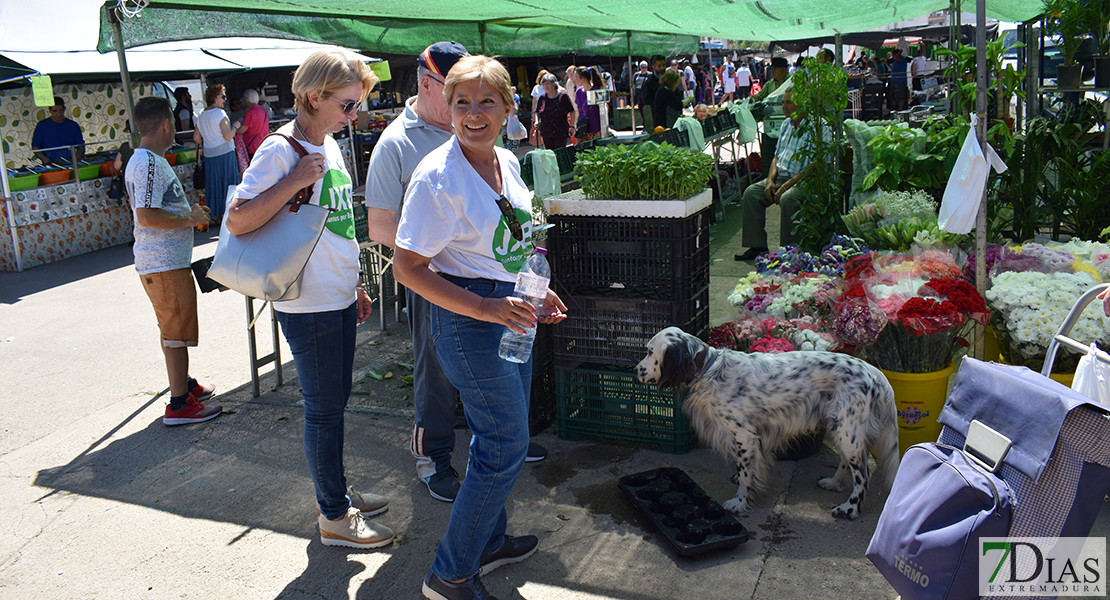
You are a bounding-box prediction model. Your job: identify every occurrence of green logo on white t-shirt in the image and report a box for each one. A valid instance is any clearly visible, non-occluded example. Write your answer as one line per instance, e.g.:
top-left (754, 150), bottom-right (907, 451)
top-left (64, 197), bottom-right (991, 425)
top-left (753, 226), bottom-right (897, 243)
top-left (492, 206), bottom-right (533, 273)
top-left (320, 167), bottom-right (354, 239)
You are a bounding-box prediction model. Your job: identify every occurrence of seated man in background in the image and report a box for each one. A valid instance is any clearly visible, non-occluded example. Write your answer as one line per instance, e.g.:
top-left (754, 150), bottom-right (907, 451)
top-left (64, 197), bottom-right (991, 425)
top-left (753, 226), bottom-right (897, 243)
top-left (32, 96), bottom-right (85, 165)
top-left (735, 89), bottom-right (826, 261)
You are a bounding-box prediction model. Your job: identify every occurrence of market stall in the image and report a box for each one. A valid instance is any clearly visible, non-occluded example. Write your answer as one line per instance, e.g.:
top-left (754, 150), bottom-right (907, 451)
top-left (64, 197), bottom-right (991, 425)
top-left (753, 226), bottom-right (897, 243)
top-left (0, 39), bottom-right (370, 271)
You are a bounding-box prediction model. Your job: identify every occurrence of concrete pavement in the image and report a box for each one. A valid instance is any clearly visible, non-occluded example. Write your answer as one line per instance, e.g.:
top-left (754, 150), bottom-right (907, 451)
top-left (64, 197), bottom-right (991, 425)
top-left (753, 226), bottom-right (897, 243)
top-left (1, 221), bottom-right (1104, 599)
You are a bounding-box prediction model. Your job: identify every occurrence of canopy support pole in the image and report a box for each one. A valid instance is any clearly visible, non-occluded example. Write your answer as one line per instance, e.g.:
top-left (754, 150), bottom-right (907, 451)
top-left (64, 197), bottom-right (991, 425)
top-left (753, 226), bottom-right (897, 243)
top-left (949, 0), bottom-right (961, 116)
top-left (627, 31), bottom-right (636, 132)
top-left (973, 0), bottom-right (987, 361)
top-left (0, 131), bottom-right (23, 272)
top-left (107, 5), bottom-right (139, 148)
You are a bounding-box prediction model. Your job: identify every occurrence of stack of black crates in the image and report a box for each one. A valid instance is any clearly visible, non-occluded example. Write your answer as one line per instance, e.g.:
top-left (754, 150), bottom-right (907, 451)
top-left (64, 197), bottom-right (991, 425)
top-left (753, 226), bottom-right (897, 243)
top-left (546, 198), bottom-right (711, 453)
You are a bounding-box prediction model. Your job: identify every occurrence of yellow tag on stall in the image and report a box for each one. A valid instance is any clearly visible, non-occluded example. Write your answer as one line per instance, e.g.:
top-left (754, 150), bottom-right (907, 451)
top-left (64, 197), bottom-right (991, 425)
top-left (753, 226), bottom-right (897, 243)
top-left (31, 75), bottom-right (54, 106)
top-left (369, 61), bottom-right (391, 83)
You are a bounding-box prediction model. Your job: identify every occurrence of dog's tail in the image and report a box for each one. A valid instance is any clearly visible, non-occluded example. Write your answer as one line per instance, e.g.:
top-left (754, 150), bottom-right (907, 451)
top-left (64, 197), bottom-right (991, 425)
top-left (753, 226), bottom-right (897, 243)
top-left (872, 375), bottom-right (901, 489)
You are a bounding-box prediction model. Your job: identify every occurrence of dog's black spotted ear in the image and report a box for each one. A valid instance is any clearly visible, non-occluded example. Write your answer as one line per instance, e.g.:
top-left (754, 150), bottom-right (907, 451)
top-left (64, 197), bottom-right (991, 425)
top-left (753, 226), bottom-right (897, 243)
top-left (657, 332), bottom-right (702, 390)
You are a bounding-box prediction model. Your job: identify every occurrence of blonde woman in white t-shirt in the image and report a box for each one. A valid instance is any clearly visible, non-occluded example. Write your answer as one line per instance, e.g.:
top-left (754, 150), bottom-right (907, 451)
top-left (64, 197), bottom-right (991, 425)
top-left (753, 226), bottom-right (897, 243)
top-left (193, 84), bottom-right (243, 225)
top-left (393, 55), bottom-right (567, 600)
top-left (224, 50), bottom-right (393, 552)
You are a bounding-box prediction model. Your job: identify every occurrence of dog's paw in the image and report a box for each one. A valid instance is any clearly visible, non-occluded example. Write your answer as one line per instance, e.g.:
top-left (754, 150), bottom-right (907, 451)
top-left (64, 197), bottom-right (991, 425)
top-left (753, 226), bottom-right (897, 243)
top-left (722, 497), bottom-right (752, 517)
top-left (831, 502), bottom-right (861, 520)
top-left (817, 476), bottom-right (843, 492)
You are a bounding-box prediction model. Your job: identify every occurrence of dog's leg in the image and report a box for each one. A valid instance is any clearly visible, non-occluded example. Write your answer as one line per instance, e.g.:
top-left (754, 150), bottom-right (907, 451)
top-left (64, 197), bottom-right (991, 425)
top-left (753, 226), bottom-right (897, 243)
top-left (722, 433), bottom-right (760, 516)
top-left (828, 428), bottom-right (870, 520)
top-left (817, 459), bottom-right (849, 492)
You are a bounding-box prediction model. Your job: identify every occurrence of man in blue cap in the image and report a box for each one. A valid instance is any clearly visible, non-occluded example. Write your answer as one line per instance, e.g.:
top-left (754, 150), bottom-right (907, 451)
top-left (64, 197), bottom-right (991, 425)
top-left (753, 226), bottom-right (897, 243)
top-left (364, 42), bottom-right (549, 507)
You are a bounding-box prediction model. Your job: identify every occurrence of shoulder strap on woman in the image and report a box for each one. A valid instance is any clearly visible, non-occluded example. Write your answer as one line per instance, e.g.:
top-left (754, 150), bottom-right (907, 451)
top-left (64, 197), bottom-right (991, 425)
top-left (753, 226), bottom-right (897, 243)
top-left (260, 132), bottom-right (315, 213)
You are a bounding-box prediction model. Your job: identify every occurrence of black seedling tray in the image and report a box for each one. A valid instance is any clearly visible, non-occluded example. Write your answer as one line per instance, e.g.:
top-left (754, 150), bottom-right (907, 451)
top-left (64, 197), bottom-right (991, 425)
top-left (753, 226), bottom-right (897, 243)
top-left (618, 467), bottom-right (749, 556)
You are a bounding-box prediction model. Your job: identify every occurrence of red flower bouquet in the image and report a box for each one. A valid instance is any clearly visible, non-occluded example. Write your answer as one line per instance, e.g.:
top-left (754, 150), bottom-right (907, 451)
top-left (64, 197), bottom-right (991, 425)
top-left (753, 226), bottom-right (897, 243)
top-left (832, 253), bottom-right (989, 372)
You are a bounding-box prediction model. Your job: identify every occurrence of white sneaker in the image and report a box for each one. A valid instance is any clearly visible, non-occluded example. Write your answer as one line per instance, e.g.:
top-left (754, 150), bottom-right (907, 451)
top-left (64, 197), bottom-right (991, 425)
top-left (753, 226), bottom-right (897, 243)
top-left (318, 506), bottom-right (394, 549)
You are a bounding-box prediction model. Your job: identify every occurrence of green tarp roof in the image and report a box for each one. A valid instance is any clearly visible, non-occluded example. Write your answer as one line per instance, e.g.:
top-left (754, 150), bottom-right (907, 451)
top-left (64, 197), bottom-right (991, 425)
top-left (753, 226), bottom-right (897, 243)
top-left (98, 1), bottom-right (1046, 56)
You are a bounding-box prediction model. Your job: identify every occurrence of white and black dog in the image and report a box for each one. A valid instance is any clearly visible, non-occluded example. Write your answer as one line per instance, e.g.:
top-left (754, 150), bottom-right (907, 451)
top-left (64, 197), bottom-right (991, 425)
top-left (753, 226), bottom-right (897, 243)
top-left (636, 327), bottom-right (900, 520)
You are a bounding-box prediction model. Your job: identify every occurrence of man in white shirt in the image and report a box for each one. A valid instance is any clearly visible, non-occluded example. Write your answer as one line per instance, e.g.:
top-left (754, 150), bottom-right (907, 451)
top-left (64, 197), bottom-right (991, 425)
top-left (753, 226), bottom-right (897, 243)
top-left (911, 46), bottom-right (928, 91)
top-left (735, 61), bottom-right (752, 99)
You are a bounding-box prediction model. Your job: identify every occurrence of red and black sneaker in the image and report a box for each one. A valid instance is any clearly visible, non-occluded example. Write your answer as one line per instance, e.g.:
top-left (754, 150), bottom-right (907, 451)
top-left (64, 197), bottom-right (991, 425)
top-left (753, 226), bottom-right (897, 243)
top-left (163, 397), bottom-right (222, 426)
top-left (187, 377), bottom-right (216, 402)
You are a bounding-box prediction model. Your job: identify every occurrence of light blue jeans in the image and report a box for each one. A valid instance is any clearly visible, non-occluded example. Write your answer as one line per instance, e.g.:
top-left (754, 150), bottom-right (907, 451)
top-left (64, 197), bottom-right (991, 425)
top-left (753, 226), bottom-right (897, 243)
top-left (277, 303), bottom-right (356, 520)
top-left (430, 276), bottom-right (531, 581)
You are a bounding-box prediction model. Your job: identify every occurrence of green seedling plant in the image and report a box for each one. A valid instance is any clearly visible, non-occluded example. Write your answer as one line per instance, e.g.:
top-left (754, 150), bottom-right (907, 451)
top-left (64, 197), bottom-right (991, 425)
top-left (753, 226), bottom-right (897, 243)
top-left (574, 141), bottom-right (713, 200)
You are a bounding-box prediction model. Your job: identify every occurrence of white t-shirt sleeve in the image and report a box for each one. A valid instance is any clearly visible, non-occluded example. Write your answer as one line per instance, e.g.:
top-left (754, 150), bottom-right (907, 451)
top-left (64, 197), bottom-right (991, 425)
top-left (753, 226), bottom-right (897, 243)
top-left (235, 134), bottom-right (298, 201)
top-left (127, 150), bottom-right (169, 209)
top-left (396, 178), bottom-right (458, 258)
top-left (363, 138), bottom-right (404, 212)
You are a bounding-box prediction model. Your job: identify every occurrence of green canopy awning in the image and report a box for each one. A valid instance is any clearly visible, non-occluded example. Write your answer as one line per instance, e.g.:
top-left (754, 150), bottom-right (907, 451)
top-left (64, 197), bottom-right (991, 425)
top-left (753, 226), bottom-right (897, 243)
top-left (97, 0), bottom-right (1046, 55)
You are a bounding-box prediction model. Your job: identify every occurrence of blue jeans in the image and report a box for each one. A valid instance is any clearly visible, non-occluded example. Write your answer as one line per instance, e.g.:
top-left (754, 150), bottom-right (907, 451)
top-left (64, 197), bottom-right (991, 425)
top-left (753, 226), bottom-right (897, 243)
top-left (430, 276), bottom-right (531, 581)
top-left (277, 303), bottom-right (356, 520)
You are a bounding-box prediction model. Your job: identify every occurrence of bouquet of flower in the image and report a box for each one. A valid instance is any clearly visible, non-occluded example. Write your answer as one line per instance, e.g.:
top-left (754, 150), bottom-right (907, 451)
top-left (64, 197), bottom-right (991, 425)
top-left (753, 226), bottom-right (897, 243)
top-left (842, 189), bottom-right (966, 251)
top-left (708, 315), bottom-right (839, 353)
top-left (754, 234), bottom-right (868, 277)
top-left (985, 269), bottom-right (1110, 372)
top-left (832, 250), bottom-right (988, 372)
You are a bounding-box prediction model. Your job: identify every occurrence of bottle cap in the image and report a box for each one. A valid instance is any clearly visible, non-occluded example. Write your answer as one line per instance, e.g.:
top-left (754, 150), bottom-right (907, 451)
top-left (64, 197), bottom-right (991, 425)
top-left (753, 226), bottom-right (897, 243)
top-left (535, 247), bottom-right (547, 255)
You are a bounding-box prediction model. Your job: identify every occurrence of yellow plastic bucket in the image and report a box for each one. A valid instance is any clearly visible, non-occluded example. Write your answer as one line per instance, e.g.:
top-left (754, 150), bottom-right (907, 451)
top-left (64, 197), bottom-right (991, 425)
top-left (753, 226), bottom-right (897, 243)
top-left (880, 364), bottom-right (955, 456)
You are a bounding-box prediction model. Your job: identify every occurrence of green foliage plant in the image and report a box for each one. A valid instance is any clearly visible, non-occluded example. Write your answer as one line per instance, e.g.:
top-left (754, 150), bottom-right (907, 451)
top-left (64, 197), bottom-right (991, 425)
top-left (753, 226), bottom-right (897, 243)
top-left (935, 41), bottom-right (1025, 122)
top-left (574, 141), bottom-right (713, 200)
top-left (1044, 0), bottom-right (1085, 66)
top-left (789, 57), bottom-right (849, 252)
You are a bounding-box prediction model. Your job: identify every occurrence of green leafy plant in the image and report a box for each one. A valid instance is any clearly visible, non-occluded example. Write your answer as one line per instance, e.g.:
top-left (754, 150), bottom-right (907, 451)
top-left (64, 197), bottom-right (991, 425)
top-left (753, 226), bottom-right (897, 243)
top-left (1044, 0), bottom-right (1085, 66)
top-left (1082, 0), bottom-right (1110, 54)
top-left (574, 141), bottom-right (713, 200)
top-left (860, 124), bottom-right (944, 193)
top-left (790, 57), bottom-right (849, 252)
top-left (842, 189), bottom-right (967, 251)
top-left (935, 41), bottom-right (1025, 122)
top-left (1057, 147), bottom-right (1110, 240)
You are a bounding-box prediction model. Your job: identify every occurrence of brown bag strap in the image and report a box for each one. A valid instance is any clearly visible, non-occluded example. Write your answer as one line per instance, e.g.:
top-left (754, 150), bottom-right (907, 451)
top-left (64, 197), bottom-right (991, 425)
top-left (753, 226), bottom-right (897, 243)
top-left (263, 132), bottom-right (316, 214)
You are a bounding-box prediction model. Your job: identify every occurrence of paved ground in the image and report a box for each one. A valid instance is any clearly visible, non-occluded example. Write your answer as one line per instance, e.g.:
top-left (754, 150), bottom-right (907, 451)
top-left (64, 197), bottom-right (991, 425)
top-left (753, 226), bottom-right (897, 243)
top-left (1, 186), bottom-right (1105, 599)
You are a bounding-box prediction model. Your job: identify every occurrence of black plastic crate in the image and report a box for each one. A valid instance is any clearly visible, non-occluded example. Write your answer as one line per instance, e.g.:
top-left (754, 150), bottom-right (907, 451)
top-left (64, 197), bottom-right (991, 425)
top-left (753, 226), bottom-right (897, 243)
top-left (552, 286), bottom-right (709, 369)
top-left (547, 209), bottom-right (710, 300)
top-left (701, 117), bottom-right (718, 138)
top-left (530, 323), bottom-right (557, 435)
top-left (715, 112), bottom-right (738, 133)
top-left (353, 203), bottom-right (370, 245)
top-left (555, 363), bottom-right (695, 454)
top-left (552, 145), bottom-right (577, 175)
top-left (519, 159), bottom-right (534, 189)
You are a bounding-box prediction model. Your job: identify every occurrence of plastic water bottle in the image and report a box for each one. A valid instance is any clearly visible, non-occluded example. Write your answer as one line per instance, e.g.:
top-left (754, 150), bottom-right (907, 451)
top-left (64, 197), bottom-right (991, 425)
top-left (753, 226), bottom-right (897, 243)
top-left (499, 247), bottom-right (551, 363)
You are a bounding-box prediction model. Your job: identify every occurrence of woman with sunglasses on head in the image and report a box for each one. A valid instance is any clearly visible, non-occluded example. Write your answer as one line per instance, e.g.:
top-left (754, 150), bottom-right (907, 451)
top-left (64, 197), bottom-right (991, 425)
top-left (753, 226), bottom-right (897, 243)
top-left (193, 84), bottom-right (244, 226)
top-left (392, 55), bottom-right (567, 600)
top-left (224, 50), bottom-right (394, 551)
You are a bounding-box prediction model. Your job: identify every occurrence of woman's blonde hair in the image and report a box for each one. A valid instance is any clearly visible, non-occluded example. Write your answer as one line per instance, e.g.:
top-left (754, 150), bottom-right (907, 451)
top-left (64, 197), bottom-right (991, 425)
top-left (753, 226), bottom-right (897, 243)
top-left (659, 69), bottom-right (681, 90)
top-left (292, 49), bottom-right (378, 117)
top-left (443, 55), bottom-right (514, 109)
